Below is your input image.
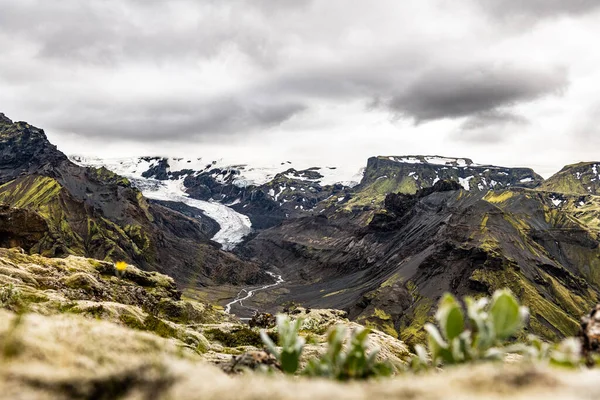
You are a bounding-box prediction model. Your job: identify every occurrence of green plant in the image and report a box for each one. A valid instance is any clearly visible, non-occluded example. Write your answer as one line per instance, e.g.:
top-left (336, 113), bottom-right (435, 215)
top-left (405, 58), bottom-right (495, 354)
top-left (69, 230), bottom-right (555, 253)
top-left (260, 314), bottom-right (305, 374)
top-left (507, 335), bottom-right (583, 368)
top-left (0, 284), bottom-right (22, 310)
top-left (304, 325), bottom-right (393, 380)
top-left (414, 289), bottom-right (529, 367)
top-left (261, 315), bottom-right (393, 379)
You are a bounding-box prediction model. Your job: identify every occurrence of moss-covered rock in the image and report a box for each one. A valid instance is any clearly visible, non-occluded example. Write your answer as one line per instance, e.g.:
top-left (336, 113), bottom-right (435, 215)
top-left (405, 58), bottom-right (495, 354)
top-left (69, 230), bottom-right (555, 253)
top-left (0, 248), bottom-right (229, 356)
top-left (3, 305), bottom-right (600, 400)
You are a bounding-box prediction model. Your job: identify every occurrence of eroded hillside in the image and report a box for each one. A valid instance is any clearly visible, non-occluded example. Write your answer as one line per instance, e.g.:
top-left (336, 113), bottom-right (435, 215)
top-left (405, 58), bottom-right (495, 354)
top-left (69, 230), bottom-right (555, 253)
top-left (242, 181), bottom-right (600, 346)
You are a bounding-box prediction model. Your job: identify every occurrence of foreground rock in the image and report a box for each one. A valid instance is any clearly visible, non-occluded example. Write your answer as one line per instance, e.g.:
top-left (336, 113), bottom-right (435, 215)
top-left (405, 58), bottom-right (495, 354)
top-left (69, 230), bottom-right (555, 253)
top-left (3, 308), bottom-right (600, 399)
top-left (0, 248), bottom-right (409, 369)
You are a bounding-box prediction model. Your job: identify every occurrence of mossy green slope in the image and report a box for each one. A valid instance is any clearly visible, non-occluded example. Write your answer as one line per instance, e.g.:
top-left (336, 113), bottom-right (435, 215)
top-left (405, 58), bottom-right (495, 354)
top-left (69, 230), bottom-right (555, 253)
top-left (0, 174), bottom-right (154, 261)
top-left (541, 162), bottom-right (600, 195)
top-left (0, 247), bottom-right (231, 353)
top-left (357, 156), bottom-right (542, 196)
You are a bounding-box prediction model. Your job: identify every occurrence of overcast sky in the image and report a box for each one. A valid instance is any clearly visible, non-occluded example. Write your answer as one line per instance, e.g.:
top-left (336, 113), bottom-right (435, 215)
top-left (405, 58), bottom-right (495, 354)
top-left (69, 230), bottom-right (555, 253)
top-left (1, 0), bottom-right (600, 177)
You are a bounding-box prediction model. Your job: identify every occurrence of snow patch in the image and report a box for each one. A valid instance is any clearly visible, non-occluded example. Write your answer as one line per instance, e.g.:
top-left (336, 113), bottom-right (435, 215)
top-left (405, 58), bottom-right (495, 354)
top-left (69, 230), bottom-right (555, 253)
top-left (458, 176), bottom-right (474, 190)
top-left (71, 155), bottom-right (363, 189)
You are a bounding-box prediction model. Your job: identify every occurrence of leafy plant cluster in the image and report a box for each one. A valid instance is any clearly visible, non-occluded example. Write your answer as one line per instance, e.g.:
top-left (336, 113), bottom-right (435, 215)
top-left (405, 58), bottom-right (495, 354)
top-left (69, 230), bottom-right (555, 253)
top-left (261, 314), bottom-right (392, 380)
top-left (303, 325), bottom-right (393, 380)
top-left (410, 289), bottom-right (583, 370)
top-left (260, 289), bottom-right (587, 381)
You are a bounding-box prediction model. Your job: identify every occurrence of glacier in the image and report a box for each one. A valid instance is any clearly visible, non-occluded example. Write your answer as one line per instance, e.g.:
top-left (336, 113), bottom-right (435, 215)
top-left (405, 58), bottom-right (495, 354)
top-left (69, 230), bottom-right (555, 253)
top-left (71, 156), bottom-right (252, 251)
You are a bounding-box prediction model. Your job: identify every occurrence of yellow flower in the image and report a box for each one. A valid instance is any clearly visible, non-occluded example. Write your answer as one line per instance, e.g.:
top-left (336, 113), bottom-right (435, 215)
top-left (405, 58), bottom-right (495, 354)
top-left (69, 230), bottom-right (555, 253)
top-left (115, 261), bottom-right (128, 272)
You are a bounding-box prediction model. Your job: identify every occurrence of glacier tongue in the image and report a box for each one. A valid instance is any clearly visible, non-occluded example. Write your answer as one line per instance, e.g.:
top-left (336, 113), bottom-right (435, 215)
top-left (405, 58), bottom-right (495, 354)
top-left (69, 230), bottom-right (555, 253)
top-left (70, 156), bottom-right (253, 250)
top-left (132, 178), bottom-right (252, 251)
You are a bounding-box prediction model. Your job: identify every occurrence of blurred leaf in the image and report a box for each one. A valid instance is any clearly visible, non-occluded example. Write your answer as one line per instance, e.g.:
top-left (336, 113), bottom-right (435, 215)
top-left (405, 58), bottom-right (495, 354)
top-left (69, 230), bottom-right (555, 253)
top-left (435, 294), bottom-right (465, 341)
top-left (490, 290), bottom-right (522, 340)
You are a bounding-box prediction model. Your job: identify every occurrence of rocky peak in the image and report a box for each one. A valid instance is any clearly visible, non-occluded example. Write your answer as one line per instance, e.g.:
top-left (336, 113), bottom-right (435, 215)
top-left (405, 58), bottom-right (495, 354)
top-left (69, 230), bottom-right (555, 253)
top-left (141, 157), bottom-right (171, 180)
top-left (541, 161), bottom-right (600, 195)
top-left (0, 113), bottom-right (12, 125)
top-left (0, 113), bottom-right (68, 184)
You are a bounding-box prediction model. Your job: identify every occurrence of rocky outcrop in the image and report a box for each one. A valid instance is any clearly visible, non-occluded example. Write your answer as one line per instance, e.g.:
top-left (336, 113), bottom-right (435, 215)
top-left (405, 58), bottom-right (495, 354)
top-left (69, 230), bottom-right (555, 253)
top-left (541, 162), bottom-right (600, 195)
top-left (0, 205), bottom-right (48, 250)
top-left (580, 304), bottom-right (600, 365)
top-left (0, 114), bottom-right (68, 185)
top-left (361, 156), bottom-right (544, 191)
top-left (337, 155), bottom-right (543, 211)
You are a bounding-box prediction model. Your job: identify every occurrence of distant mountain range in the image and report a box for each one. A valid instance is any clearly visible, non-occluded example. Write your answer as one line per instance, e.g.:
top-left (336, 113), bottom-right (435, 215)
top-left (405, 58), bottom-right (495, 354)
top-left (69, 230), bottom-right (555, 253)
top-left (2, 111), bottom-right (600, 348)
top-left (70, 153), bottom-right (549, 229)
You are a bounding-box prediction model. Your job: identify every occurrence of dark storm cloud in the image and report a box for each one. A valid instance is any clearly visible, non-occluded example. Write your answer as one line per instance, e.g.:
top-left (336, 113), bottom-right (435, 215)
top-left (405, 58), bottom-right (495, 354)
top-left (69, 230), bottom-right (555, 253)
top-left (461, 111), bottom-right (528, 131)
top-left (51, 97), bottom-right (306, 140)
top-left (385, 65), bottom-right (568, 122)
top-left (449, 111), bottom-right (529, 144)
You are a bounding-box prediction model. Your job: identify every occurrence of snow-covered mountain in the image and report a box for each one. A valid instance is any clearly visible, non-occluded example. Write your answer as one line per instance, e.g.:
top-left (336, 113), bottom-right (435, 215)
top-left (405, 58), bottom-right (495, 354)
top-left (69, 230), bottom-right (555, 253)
top-left (69, 155), bottom-right (365, 244)
top-left (70, 154), bottom-right (547, 248)
top-left (70, 156), bottom-right (365, 188)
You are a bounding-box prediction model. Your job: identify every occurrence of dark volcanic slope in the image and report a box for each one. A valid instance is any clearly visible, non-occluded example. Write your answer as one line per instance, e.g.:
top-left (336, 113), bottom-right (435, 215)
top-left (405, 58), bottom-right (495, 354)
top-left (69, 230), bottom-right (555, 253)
top-left (0, 113), bottom-right (267, 287)
top-left (243, 180), bottom-right (600, 345)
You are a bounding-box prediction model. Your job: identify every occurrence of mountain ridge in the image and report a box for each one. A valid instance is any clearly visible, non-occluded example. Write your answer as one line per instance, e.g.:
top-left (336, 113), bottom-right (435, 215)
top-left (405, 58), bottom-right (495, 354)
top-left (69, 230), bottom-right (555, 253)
top-left (541, 161), bottom-right (600, 195)
top-left (70, 154), bottom-right (550, 230)
top-left (0, 112), bottom-right (269, 288)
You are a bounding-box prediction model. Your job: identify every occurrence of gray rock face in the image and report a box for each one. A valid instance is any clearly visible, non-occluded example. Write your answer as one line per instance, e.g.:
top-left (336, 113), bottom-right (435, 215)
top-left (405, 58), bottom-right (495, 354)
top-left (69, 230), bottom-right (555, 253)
top-left (0, 115), bottom-right (68, 185)
top-left (359, 156), bottom-right (544, 193)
